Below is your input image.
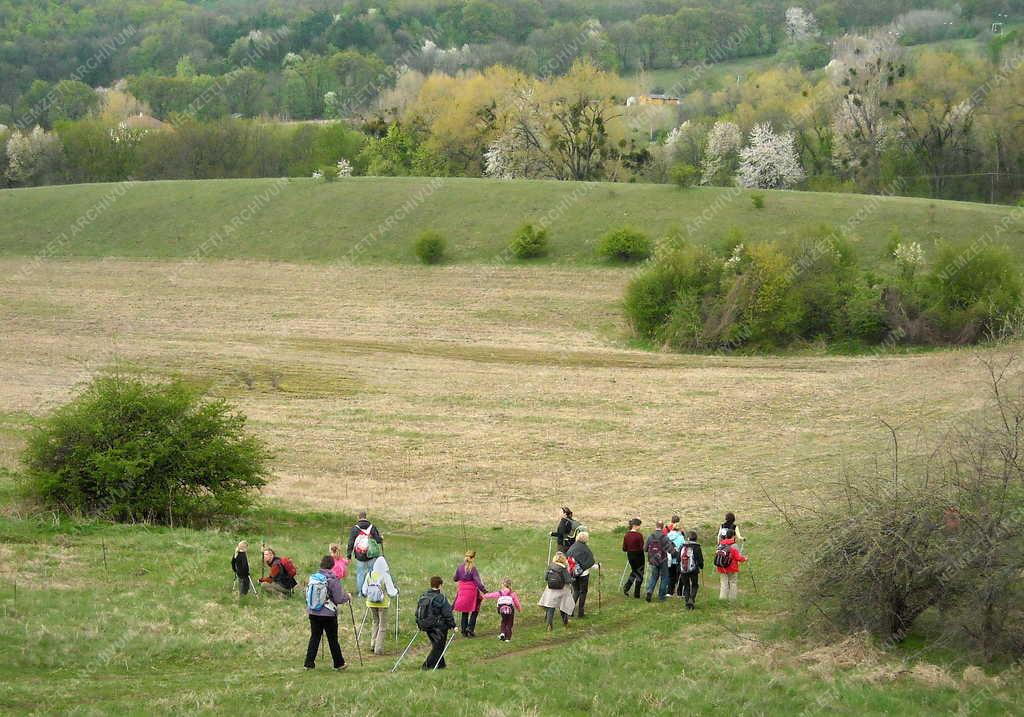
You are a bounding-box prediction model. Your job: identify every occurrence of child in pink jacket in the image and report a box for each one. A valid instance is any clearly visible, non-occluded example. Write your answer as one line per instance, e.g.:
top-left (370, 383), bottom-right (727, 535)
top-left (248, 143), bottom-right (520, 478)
top-left (483, 578), bottom-right (522, 641)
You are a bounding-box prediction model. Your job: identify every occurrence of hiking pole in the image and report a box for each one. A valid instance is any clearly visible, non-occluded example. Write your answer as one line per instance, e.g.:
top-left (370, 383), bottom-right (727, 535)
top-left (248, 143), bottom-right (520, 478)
top-left (347, 600), bottom-right (363, 666)
top-left (248, 576), bottom-right (260, 598)
top-left (432, 632), bottom-right (456, 671)
top-left (355, 604), bottom-right (369, 643)
top-left (547, 536), bottom-right (553, 566)
top-left (619, 563), bottom-right (629, 590)
top-left (738, 543), bottom-right (758, 595)
top-left (391, 632), bottom-right (419, 673)
top-left (395, 593), bottom-right (400, 641)
top-left (597, 564), bottom-right (602, 613)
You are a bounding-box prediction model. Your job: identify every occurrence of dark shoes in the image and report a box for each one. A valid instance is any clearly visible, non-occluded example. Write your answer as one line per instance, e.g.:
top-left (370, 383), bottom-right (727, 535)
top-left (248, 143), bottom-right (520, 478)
top-left (645, 593), bottom-right (652, 602)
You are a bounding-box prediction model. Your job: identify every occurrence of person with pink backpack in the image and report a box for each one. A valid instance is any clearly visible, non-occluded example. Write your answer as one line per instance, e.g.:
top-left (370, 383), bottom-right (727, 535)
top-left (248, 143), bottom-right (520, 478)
top-left (482, 578), bottom-right (522, 641)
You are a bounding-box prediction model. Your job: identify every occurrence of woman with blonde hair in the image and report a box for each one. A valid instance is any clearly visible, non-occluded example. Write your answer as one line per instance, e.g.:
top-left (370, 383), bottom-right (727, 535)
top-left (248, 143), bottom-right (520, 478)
top-left (452, 550), bottom-right (487, 637)
top-left (231, 540), bottom-right (251, 596)
top-left (329, 543), bottom-right (349, 581)
top-left (538, 552), bottom-right (575, 631)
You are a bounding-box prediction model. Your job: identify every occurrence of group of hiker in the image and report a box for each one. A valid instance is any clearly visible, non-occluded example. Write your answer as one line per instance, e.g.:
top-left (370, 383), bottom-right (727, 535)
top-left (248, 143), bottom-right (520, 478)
top-left (228, 508), bottom-right (751, 672)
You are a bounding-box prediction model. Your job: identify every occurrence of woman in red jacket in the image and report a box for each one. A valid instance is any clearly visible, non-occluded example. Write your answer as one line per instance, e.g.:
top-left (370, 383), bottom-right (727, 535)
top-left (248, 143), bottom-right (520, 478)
top-left (715, 529), bottom-right (747, 600)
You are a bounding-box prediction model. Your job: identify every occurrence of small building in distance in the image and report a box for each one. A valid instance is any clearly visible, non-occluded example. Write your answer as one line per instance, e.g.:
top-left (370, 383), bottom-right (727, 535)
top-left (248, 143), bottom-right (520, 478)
top-left (635, 93), bottom-right (681, 106)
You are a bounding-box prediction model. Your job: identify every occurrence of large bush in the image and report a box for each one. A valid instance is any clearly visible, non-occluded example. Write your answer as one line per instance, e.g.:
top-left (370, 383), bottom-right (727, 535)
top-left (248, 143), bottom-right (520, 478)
top-left (22, 376), bottom-right (271, 524)
top-left (509, 223), bottom-right (549, 260)
top-left (597, 227), bottom-right (652, 263)
top-left (625, 231), bottom-right (1024, 352)
top-left (414, 230), bottom-right (446, 264)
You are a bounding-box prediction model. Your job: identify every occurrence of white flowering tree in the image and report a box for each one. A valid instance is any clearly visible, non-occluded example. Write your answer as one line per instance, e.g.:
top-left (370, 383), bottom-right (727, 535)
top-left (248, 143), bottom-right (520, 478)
top-left (736, 123), bottom-right (805, 189)
top-left (785, 7), bottom-right (820, 43)
top-left (5, 126), bottom-right (64, 186)
top-left (700, 121), bottom-right (742, 185)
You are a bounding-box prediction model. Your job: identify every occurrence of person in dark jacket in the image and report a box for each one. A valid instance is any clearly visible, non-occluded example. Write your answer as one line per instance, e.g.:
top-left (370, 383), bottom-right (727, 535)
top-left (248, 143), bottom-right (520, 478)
top-left (422, 576), bottom-right (456, 670)
top-left (304, 555), bottom-right (351, 670)
top-left (645, 521), bottom-right (672, 602)
top-left (231, 541), bottom-right (251, 596)
top-left (550, 507), bottom-right (577, 551)
top-left (679, 530), bottom-right (705, 610)
top-left (346, 511), bottom-right (384, 594)
top-left (622, 518), bottom-right (645, 598)
top-left (565, 532), bottom-right (597, 618)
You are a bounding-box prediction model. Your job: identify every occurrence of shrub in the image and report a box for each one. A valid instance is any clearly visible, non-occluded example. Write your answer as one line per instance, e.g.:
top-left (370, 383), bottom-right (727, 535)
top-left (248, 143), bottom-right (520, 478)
top-left (414, 230), bottom-right (446, 264)
top-left (925, 243), bottom-right (1022, 342)
top-left (22, 376), bottom-right (271, 525)
top-left (509, 223), bottom-right (549, 260)
top-left (669, 163), bottom-right (699, 188)
top-left (597, 227), bottom-right (652, 263)
top-left (750, 192), bottom-right (766, 209)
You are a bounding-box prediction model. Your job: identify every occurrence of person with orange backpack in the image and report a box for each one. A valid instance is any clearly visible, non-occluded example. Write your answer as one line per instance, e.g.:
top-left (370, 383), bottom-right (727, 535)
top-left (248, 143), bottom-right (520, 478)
top-left (259, 547), bottom-right (298, 597)
top-left (346, 511), bottom-right (384, 594)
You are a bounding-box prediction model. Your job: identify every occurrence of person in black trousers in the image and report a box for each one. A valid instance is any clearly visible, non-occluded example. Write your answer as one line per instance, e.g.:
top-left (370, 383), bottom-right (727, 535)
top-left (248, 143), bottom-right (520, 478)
top-left (422, 576), bottom-right (456, 670)
top-left (304, 555), bottom-right (351, 670)
top-left (621, 518), bottom-right (645, 598)
top-left (231, 541), bottom-right (251, 596)
top-left (679, 530), bottom-right (705, 610)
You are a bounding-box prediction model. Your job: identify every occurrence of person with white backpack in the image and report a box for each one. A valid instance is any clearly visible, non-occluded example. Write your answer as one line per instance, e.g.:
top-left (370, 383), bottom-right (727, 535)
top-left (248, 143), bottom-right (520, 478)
top-left (304, 555), bottom-right (351, 670)
top-left (361, 555), bottom-right (399, 655)
top-left (346, 511), bottom-right (384, 594)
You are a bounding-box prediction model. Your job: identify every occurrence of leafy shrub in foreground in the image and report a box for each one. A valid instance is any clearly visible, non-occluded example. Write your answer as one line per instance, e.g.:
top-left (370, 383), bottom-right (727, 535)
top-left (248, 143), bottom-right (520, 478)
top-left (597, 227), bottom-right (652, 263)
top-left (414, 230), bottom-right (446, 264)
top-left (509, 223), bottom-right (549, 260)
top-left (22, 376), bottom-right (271, 525)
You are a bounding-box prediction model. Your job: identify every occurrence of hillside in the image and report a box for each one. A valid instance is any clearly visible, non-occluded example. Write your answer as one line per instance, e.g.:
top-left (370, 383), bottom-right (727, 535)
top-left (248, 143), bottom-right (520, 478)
top-left (1, 178), bottom-right (1021, 265)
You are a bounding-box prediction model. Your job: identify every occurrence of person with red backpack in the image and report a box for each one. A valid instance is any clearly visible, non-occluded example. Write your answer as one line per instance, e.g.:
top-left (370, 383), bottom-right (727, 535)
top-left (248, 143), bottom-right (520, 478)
top-left (714, 528), bottom-right (747, 600)
top-left (259, 547), bottom-right (298, 597)
top-left (346, 511), bottom-right (384, 594)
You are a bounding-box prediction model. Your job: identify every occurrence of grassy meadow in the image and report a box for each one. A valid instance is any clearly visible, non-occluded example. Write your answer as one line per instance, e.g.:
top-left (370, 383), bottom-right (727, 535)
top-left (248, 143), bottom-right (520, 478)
top-left (2, 178), bottom-right (1024, 714)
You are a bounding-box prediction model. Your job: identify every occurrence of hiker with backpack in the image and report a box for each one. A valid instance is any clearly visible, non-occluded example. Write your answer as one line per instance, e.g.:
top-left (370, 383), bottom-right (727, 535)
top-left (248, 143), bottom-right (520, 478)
top-left (259, 547), bottom-right (298, 597)
top-left (644, 521), bottom-right (674, 602)
top-left (361, 555), bottom-right (399, 655)
top-left (538, 552), bottom-right (575, 631)
top-left (551, 507), bottom-right (578, 552)
top-left (622, 518), bottom-right (645, 598)
top-left (329, 543), bottom-right (349, 581)
top-left (678, 530), bottom-right (704, 610)
top-left (482, 578), bottom-right (522, 641)
top-left (565, 531), bottom-right (597, 618)
top-left (418, 576), bottom-right (456, 670)
top-left (452, 551), bottom-right (487, 637)
top-left (347, 511), bottom-right (383, 594)
top-left (718, 512), bottom-right (745, 543)
top-left (666, 522), bottom-right (686, 597)
top-left (304, 555), bottom-right (351, 670)
top-left (231, 541), bottom-right (252, 597)
top-left (714, 528), bottom-right (747, 600)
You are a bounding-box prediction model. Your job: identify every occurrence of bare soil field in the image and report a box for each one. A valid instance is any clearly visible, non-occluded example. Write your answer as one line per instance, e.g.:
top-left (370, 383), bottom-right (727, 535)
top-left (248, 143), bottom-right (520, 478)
top-left (0, 258), bottom-right (995, 526)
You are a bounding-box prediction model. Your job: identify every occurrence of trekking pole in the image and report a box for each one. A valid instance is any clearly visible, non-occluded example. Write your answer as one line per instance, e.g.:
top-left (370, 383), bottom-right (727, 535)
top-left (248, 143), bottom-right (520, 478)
top-left (597, 564), bottom-right (602, 613)
top-left (547, 536), bottom-right (553, 566)
top-left (347, 600), bottom-right (363, 666)
top-left (355, 604), bottom-right (369, 643)
top-left (619, 563), bottom-right (629, 589)
top-left (738, 543), bottom-right (758, 595)
top-left (432, 632), bottom-right (456, 671)
top-left (391, 632), bottom-right (419, 673)
top-left (395, 593), bottom-right (400, 641)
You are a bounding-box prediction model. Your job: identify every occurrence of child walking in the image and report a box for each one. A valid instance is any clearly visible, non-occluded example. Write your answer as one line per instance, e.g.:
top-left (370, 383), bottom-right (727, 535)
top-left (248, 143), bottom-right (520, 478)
top-left (231, 540), bottom-right (251, 596)
top-left (483, 578), bottom-right (522, 641)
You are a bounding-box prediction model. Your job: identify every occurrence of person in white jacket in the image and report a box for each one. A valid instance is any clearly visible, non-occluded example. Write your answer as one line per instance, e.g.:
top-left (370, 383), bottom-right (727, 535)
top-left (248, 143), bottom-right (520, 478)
top-left (361, 555), bottom-right (399, 655)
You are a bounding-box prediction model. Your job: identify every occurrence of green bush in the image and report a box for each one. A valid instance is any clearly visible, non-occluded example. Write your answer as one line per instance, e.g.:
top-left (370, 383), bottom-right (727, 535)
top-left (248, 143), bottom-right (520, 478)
top-left (925, 244), bottom-right (1023, 342)
top-left (751, 192), bottom-right (766, 209)
top-left (597, 227), bottom-right (652, 263)
top-left (509, 223), bottom-right (549, 260)
top-left (414, 230), bottom-right (446, 264)
top-left (669, 163), bottom-right (699, 189)
top-left (22, 376), bottom-right (271, 525)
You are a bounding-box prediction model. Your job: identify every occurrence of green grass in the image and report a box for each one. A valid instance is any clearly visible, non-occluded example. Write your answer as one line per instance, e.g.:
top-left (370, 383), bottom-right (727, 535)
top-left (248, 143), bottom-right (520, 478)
top-left (0, 473), bottom-right (1019, 715)
top-left (1, 178), bottom-right (1021, 267)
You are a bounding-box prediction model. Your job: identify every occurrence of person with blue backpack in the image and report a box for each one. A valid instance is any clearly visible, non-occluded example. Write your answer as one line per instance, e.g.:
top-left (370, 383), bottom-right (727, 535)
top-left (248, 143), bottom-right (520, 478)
top-left (304, 555), bottom-right (351, 671)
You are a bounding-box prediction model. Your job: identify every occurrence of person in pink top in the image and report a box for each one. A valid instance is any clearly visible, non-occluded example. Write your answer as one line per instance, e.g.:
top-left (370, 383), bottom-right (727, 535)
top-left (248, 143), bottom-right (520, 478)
top-left (329, 543), bottom-right (349, 581)
top-left (483, 578), bottom-right (523, 641)
top-left (452, 551), bottom-right (487, 637)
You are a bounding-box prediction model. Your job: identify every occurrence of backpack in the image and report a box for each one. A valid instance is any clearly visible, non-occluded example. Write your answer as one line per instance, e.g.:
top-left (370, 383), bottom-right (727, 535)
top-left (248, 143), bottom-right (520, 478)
top-left (679, 544), bottom-right (697, 574)
top-left (416, 592), bottom-right (440, 631)
top-left (713, 543), bottom-right (734, 569)
top-left (276, 557), bottom-right (298, 589)
top-left (569, 521), bottom-right (587, 540)
top-left (306, 572), bottom-right (333, 611)
top-left (363, 572), bottom-right (385, 603)
top-left (647, 536), bottom-right (667, 566)
top-left (353, 524), bottom-right (381, 561)
top-left (566, 556), bottom-right (584, 579)
top-left (496, 594), bottom-right (515, 616)
top-left (545, 566), bottom-right (566, 589)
